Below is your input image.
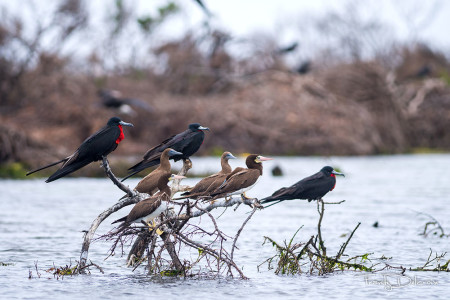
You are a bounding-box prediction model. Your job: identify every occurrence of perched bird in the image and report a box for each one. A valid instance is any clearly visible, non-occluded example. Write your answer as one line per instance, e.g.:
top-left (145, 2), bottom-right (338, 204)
top-left (133, 148), bottom-right (183, 195)
top-left (208, 154), bottom-right (273, 200)
top-left (98, 89), bottom-right (153, 115)
top-left (26, 117), bottom-right (133, 183)
top-left (260, 166), bottom-right (345, 207)
top-left (175, 152), bottom-right (237, 199)
top-left (122, 123), bottom-right (209, 181)
top-left (112, 173), bottom-right (186, 228)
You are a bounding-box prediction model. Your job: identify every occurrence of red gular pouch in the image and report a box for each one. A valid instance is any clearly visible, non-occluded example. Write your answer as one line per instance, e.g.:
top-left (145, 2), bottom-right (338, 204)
top-left (115, 125), bottom-right (125, 144)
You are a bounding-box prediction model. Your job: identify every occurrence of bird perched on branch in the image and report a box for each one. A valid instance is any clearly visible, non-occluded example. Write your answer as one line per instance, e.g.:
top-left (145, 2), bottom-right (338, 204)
top-left (260, 166), bottom-right (344, 208)
top-left (208, 154), bottom-right (273, 201)
top-left (112, 173), bottom-right (186, 229)
top-left (122, 123), bottom-right (209, 181)
top-left (133, 148), bottom-right (182, 195)
top-left (26, 117), bottom-right (133, 183)
top-left (174, 151), bottom-right (236, 200)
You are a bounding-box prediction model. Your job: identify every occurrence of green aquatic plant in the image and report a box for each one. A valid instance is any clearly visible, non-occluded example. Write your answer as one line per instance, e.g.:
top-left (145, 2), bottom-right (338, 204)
top-left (259, 200), bottom-right (370, 275)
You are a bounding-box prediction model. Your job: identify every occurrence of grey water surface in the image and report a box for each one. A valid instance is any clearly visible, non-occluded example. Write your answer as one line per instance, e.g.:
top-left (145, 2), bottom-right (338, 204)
top-left (0, 154), bottom-right (449, 299)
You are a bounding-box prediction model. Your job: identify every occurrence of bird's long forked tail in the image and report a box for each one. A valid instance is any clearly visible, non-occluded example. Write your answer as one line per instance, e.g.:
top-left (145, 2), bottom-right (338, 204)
top-left (45, 160), bottom-right (89, 183)
top-left (259, 195), bottom-right (283, 204)
top-left (262, 200), bottom-right (283, 209)
top-left (121, 159), bottom-right (161, 182)
top-left (26, 158), bottom-right (66, 176)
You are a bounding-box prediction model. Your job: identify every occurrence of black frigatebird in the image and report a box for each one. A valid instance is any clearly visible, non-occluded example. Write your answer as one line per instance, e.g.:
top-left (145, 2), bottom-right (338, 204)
top-left (174, 151), bottom-right (236, 200)
top-left (208, 154), bottom-right (273, 201)
top-left (26, 117), bottom-right (133, 183)
top-left (260, 166), bottom-right (344, 207)
top-left (112, 173), bottom-right (186, 228)
top-left (122, 123), bottom-right (209, 181)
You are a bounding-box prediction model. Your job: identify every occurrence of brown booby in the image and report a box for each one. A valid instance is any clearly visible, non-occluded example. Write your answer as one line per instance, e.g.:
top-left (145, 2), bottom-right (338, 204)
top-left (134, 148), bottom-right (182, 195)
top-left (175, 152), bottom-right (236, 199)
top-left (112, 173), bottom-right (186, 228)
top-left (208, 154), bottom-right (273, 200)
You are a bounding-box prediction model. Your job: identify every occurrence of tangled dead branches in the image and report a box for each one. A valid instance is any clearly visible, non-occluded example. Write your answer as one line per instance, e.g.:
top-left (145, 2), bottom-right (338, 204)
top-left (77, 157), bottom-right (260, 278)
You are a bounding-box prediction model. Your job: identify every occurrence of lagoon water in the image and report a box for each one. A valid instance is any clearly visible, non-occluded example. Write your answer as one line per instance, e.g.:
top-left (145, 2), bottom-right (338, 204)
top-left (1, 154), bottom-right (449, 299)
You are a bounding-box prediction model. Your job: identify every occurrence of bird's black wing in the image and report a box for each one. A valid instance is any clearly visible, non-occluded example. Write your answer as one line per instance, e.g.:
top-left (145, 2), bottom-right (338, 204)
top-left (75, 125), bottom-right (121, 160)
top-left (141, 129), bottom-right (190, 161)
top-left (261, 171), bottom-right (326, 203)
top-left (27, 125), bottom-right (120, 178)
top-left (45, 126), bottom-right (120, 182)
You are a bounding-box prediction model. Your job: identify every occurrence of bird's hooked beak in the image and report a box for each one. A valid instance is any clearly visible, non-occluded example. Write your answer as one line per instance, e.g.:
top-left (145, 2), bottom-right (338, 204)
top-left (170, 174), bottom-right (187, 181)
top-left (226, 153), bottom-right (237, 160)
top-left (198, 125), bottom-right (210, 131)
top-left (255, 156), bottom-right (273, 163)
top-left (119, 121), bottom-right (134, 127)
top-left (332, 170), bottom-right (345, 177)
top-left (168, 149), bottom-right (183, 157)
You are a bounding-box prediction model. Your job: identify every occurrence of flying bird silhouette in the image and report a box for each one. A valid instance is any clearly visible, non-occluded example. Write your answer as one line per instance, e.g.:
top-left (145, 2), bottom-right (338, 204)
top-left (98, 89), bottom-right (153, 115)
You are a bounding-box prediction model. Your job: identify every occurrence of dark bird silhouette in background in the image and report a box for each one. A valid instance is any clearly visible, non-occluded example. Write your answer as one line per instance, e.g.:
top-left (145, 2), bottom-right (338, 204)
top-left (112, 173), bottom-right (186, 228)
top-left (26, 117), bottom-right (133, 183)
top-left (122, 123), bottom-right (209, 181)
top-left (296, 60), bottom-right (311, 75)
top-left (134, 148), bottom-right (182, 195)
top-left (276, 42), bottom-right (299, 54)
top-left (208, 154), bottom-right (273, 201)
top-left (98, 89), bottom-right (153, 115)
top-left (415, 64), bottom-right (432, 78)
top-left (260, 166), bottom-right (344, 208)
top-left (174, 151), bottom-right (236, 200)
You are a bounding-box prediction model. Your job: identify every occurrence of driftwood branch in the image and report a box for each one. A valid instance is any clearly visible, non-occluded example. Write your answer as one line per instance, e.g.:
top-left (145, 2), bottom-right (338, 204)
top-left (231, 206), bottom-right (258, 261)
top-left (77, 158), bottom-right (145, 273)
top-left (102, 156), bottom-right (135, 197)
top-left (81, 158), bottom-right (261, 278)
top-left (170, 158), bottom-right (192, 194)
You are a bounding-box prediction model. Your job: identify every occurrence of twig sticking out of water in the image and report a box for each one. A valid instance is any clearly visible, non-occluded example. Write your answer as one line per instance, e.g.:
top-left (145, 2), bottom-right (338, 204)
top-left (259, 199), bottom-right (371, 275)
top-left (409, 249), bottom-right (449, 272)
top-left (414, 211), bottom-right (449, 238)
